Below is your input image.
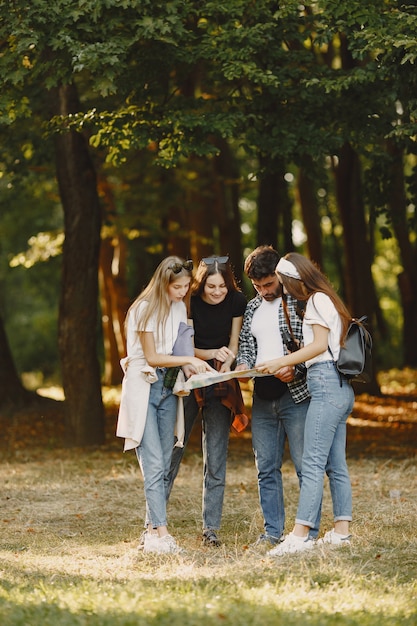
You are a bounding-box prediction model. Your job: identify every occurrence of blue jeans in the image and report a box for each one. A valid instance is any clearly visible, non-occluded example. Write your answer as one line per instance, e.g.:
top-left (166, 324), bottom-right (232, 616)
top-left (296, 361), bottom-right (355, 529)
top-left (167, 390), bottom-right (232, 530)
top-left (135, 368), bottom-right (178, 528)
top-left (166, 393), bottom-right (198, 499)
top-left (251, 389), bottom-right (319, 538)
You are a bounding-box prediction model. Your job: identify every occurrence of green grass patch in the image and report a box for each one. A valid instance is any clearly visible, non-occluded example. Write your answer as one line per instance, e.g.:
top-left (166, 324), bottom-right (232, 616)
top-left (1, 445), bottom-right (416, 625)
top-left (1, 369), bottom-right (417, 625)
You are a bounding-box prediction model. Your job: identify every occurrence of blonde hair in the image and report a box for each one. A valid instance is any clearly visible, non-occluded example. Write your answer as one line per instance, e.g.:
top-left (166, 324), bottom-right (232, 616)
top-left (125, 256), bottom-right (192, 342)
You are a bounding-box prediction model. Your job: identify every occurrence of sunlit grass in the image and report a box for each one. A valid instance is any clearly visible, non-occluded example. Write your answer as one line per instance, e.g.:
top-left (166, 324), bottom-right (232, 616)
top-left (1, 441), bottom-right (416, 625)
top-left (1, 368), bottom-right (416, 625)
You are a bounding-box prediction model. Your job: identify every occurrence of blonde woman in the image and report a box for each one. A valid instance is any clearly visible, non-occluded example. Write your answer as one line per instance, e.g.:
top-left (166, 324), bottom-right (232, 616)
top-left (117, 256), bottom-right (212, 554)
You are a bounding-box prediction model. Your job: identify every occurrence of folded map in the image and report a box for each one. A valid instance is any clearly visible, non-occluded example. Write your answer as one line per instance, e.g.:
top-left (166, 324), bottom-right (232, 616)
top-left (182, 368), bottom-right (267, 390)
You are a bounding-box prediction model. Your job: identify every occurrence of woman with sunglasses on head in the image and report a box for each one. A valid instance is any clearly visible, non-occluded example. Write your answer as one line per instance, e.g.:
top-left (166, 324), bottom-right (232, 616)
top-left (116, 256), bottom-right (212, 554)
top-left (167, 255), bottom-right (247, 547)
top-left (256, 252), bottom-right (355, 555)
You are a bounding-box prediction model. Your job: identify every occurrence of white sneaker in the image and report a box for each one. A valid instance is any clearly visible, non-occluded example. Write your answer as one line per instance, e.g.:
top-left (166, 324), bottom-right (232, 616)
top-left (138, 530), bottom-right (147, 551)
top-left (143, 532), bottom-right (180, 554)
top-left (251, 533), bottom-right (284, 548)
top-left (143, 532), bottom-right (160, 553)
top-left (268, 532), bottom-right (315, 556)
top-left (157, 534), bottom-right (180, 554)
top-left (317, 529), bottom-right (352, 546)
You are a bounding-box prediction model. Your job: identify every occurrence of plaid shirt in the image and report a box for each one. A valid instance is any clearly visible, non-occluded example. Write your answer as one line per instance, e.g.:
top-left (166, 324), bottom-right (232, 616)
top-left (236, 294), bottom-right (309, 404)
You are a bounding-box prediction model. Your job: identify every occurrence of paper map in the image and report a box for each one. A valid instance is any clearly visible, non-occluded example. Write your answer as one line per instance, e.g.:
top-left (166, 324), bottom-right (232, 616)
top-left (183, 368), bottom-right (267, 390)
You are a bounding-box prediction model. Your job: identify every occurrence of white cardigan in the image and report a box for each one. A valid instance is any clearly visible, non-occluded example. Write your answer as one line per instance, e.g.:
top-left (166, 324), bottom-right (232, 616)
top-left (116, 355), bottom-right (185, 451)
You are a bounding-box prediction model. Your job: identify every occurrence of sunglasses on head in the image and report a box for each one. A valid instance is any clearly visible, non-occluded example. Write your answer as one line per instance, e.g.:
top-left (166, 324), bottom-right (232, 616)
top-left (169, 260), bottom-right (194, 274)
top-left (202, 256), bottom-right (229, 265)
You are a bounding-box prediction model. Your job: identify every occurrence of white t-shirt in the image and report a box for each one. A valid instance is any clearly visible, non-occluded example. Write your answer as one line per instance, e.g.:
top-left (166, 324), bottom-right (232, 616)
top-left (125, 300), bottom-right (187, 358)
top-left (303, 292), bottom-right (341, 368)
top-left (251, 297), bottom-right (284, 365)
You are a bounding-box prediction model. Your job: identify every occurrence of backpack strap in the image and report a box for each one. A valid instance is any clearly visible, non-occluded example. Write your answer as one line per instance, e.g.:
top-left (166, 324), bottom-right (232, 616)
top-left (327, 343), bottom-right (343, 387)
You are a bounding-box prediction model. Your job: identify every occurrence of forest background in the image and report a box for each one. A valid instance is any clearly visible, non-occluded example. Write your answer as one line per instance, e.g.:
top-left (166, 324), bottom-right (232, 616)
top-left (0, 0), bottom-right (416, 447)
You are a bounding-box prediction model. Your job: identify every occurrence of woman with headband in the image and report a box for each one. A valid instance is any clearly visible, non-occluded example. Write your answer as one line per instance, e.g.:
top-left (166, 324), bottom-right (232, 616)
top-left (257, 252), bottom-right (355, 555)
top-left (116, 256), bottom-right (212, 554)
top-left (167, 255), bottom-right (247, 547)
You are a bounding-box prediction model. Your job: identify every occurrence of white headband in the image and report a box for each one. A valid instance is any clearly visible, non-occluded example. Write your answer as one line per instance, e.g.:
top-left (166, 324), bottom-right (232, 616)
top-left (276, 258), bottom-right (301, 280)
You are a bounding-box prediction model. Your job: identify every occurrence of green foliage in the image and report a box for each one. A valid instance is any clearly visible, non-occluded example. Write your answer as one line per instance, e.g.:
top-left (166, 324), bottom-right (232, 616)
top-left (0, 167), bottom-right (63, 379)
top-left (1, 0), bottom-right (416, 160)
top-left (3, 0), bottom-right (416, 172)
top-left (0, 0), bottom-right (416, 376)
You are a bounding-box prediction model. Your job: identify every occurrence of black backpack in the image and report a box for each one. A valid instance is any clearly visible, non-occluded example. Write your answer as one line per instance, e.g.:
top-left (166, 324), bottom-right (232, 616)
top-left (331, 316), bottom-right (373, 384)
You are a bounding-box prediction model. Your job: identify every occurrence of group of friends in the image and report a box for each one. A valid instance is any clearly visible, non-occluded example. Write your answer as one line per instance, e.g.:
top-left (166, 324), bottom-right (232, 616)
top-left (116, 246), bottom-right (355, 556)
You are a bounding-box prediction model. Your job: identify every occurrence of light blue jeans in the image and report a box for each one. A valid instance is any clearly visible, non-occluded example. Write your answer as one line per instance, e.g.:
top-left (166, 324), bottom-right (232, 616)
top-left (135, 368), bottom-right (178, 528)
top-left (296, 361), bottom-right (355, 529)
top-left (251, 389), bottom-right (320, 539)
top-left (167, 390), bottom-right (232, 530)
top-left (166, 393), bottom-right (198, 499)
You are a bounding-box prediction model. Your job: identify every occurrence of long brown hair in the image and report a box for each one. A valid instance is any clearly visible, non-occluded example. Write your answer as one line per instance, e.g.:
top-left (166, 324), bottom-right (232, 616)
top-left (278, 253), bottom-right (352, 343)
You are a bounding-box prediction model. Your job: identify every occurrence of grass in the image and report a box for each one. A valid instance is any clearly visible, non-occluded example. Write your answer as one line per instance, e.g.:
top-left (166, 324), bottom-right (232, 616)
top-left (1, 371), bottom-right (417, 625)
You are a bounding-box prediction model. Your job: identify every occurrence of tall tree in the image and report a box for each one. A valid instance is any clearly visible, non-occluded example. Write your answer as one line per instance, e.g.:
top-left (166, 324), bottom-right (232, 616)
top-left (2, 0), bottom-right (416, 397)
top-left (52, 83), bottom-right (105, 445)
top-left (1, 1), bottom-right (109, 443)
top-left (319, 0), bottom-right (417, 367)
top-left (97, 176), bottom-right (129, 386)
top-left (297, 161), bottom-right (324, 268)
top-left (257, 157), bottom-right (293, 252)
top-left (0, 311), bottom-right (32, 408)
top-left (0, 309), bottom-right (62, 418)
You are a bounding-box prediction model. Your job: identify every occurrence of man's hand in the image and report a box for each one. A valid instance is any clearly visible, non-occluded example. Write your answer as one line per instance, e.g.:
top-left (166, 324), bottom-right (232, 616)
top-left (274, 366), bottom-right (295, 383)
top-left (234, 362), bottom-right (251, 382)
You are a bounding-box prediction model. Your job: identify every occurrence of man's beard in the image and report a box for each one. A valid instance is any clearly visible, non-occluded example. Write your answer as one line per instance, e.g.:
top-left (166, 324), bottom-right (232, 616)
top-left (263, 289), bottom-right (281, 301)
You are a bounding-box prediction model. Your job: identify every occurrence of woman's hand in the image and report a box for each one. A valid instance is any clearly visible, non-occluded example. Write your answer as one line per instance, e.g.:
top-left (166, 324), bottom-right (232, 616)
top-left (187, 357), bottom-right (215, 375)
top-left (212, 346), bottom-right (235, 364)
top-left (256, 358), bottom-right (287, 376)
top-left (182, 364), bottom-right (195, 379)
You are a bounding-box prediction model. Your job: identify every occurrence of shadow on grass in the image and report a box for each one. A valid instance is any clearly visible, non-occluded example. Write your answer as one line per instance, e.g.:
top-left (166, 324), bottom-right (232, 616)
top-left (1, 557), bottom-right (416, 626)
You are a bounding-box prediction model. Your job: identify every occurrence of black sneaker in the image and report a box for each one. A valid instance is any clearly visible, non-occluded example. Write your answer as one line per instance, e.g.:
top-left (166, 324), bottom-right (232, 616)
top-left (202, 529), bottom-right (221, 547)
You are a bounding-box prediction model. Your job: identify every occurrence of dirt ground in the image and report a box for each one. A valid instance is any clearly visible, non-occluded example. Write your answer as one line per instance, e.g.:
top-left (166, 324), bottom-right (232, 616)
top-left (0, 377), bottom-right (416, 461)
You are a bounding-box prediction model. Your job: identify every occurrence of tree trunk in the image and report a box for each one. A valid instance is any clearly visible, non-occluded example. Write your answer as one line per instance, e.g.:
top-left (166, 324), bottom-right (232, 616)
top-left (257, 157), bottom-right (292, 252)
top-left (212, 139), bottom-right (243, 282)
top-left (168, 149), bottom-right (243, 276)
top-left (385, 142), bottom-right (417, 367)
top-left (333, 143), bottom-right (381, 394)
top-left (297, 162), bottom-right (323, 266)
top-left (0, 311), bottom-right (63, 422)
top-left (97, 176), bottom-right (129, 385)
top-left (0, 311), bottom-right (32, 409)
top-left (52, 82), bottom-right (105, 446)
top-left (167, 161), bottom-right (214, 262)
top-left (99, 235), bottom-right (129, 385)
